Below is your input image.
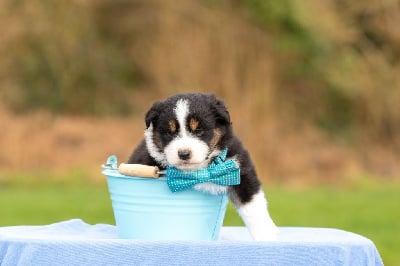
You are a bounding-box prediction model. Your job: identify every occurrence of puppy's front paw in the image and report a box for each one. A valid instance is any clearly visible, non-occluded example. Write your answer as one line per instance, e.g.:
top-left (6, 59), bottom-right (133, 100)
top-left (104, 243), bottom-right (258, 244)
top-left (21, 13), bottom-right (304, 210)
top-left (252, 224), bottom-right (279, 241)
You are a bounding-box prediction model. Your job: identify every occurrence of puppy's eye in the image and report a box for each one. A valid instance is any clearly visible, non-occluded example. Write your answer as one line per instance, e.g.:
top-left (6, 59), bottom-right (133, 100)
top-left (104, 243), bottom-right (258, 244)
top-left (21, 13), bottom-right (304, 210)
top-left (167, 129), bottom-right (177, 136)
top-left (189, 118), bottom-right (203, 136)
top-left (193, 128), bottom-right (204, 137)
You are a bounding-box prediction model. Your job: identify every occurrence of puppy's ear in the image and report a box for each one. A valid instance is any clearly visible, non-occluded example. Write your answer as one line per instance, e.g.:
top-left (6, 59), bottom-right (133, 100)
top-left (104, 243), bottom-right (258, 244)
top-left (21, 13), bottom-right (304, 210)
top-left (145, 101), bottom-right (163, 128)
top-left (208, 94), bottom-right (231, 126)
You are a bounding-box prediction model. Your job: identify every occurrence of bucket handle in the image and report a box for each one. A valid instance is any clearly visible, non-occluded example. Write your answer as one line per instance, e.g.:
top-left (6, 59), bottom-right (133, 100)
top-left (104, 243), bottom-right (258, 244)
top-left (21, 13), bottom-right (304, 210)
top-left (102, 155), bottom-right (164, 178)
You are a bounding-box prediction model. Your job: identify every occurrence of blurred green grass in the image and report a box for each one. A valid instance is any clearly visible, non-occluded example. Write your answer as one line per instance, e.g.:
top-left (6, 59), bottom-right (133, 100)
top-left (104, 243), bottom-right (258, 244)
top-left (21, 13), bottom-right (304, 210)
top-left (0, 175), bottom-right (398, 265)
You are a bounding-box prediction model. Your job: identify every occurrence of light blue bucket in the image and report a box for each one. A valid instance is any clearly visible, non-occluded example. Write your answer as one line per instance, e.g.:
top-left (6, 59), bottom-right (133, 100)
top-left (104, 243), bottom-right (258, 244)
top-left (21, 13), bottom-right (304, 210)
top-left (102, 169), bottom-right (228, 240)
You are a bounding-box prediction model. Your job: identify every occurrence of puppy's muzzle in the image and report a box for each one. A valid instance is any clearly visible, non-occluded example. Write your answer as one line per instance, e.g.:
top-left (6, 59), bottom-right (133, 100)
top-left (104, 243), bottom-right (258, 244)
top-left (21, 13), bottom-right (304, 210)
top-left (178, 149), bottom-right (192, 161)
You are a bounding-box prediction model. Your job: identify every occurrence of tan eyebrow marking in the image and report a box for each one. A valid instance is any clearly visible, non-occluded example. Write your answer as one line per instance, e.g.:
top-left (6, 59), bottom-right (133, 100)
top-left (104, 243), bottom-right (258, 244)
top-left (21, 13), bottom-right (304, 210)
top-left (189, 118), bottom-right (199, 132)
top-left (168, 120), bottom-right (176, 133)
top-left (210, 128), bottom-right (222, 149)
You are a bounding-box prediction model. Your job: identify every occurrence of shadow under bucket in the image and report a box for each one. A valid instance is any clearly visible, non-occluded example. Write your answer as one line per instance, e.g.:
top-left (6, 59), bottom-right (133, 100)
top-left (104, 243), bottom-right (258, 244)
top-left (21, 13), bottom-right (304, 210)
top-left (102, 169), bottom-right (228, 240)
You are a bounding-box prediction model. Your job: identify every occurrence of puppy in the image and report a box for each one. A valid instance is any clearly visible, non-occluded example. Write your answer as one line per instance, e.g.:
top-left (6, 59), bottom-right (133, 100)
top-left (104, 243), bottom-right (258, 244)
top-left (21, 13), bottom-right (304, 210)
top-left (128, 93), bottom-right (278, 241)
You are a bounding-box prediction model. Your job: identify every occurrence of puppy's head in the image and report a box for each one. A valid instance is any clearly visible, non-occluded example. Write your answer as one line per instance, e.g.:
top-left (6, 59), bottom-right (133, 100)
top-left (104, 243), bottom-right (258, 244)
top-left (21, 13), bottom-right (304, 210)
top-left (144, 93), bottom-right (231, 170)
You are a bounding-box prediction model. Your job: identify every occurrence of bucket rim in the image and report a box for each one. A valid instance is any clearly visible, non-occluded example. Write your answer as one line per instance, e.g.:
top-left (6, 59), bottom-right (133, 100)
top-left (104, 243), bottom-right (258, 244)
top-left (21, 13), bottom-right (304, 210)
top-left (102, 169), bottom-right (167, 181)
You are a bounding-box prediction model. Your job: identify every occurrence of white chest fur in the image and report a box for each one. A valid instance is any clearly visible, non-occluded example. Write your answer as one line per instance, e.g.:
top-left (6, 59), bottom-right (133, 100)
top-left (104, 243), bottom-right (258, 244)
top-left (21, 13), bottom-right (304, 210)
top-left (193, 182), bottom-right (228, 195)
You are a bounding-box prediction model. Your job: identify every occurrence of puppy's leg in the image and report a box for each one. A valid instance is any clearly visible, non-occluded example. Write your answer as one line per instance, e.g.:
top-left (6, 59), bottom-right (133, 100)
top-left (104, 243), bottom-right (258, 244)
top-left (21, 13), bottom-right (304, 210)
top-left (226, 144), bottom-right (278, 240)
top-left (233, 189), bottom-right (278, 241)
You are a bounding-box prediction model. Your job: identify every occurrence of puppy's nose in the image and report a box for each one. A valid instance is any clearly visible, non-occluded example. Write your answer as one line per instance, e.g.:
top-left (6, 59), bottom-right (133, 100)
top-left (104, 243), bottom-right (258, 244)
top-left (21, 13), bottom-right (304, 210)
top-left (178, 149), bottom-right (192, 161)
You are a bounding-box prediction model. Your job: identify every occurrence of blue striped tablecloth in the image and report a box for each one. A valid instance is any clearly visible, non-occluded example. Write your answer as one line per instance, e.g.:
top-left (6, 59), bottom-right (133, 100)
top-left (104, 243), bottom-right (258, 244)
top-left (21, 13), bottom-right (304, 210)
top-left (0, 219), bottom-right (383, 266)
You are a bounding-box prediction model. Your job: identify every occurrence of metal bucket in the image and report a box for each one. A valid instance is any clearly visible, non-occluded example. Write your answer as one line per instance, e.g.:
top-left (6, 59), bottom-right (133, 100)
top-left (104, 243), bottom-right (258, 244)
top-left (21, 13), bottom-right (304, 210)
top-left (103, 169), bottom-right (228, 240)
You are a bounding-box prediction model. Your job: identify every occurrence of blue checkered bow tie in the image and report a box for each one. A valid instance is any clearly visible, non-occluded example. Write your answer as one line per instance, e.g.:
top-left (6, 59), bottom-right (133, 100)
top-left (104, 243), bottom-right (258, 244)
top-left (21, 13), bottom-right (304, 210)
top-left (166, 148), bottom-right (241, 193)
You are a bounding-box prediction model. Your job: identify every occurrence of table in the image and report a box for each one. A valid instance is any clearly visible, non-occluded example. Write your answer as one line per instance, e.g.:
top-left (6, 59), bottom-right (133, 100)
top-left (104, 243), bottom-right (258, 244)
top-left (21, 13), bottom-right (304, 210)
top-left (0, 219), bottom-right (383, 266)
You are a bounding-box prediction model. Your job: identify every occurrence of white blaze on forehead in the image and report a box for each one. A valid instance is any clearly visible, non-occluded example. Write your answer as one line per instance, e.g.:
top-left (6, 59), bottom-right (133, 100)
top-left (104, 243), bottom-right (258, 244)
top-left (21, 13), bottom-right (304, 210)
top-left (174, 99), bottom-right (189, 135)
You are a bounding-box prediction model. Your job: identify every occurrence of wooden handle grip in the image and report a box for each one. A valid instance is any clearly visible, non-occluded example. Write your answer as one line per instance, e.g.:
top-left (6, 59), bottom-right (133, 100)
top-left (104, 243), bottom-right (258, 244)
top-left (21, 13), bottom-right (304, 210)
top-left (118, 163), bottom-right (160, 178)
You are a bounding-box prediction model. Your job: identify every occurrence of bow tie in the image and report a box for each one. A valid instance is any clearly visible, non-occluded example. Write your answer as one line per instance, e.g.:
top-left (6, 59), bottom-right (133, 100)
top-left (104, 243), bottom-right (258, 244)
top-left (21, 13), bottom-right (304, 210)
top-left (166, 148), bottom-right (241, 193)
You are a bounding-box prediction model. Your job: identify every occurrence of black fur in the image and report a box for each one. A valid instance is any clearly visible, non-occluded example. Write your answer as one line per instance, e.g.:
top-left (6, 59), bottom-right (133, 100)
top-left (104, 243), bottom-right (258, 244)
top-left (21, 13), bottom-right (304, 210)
top-left (128, 93), bottom-right (261, 205)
